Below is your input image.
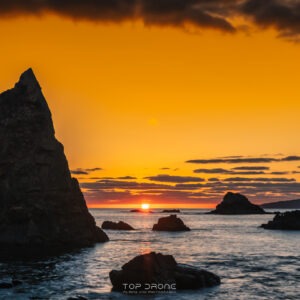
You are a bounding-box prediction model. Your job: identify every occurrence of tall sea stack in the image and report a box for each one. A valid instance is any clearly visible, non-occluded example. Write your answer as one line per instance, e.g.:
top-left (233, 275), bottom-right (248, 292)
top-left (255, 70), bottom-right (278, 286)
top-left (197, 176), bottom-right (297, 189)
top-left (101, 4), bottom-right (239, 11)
top-left (0, 69), bottom-right (108, 255)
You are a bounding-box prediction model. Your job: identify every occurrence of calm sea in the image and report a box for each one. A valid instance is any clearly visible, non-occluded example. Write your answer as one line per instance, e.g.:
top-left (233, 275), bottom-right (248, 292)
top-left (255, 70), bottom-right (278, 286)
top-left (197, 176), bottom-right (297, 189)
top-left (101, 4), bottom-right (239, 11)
top-left (0, 209), bottom-right (299, 299)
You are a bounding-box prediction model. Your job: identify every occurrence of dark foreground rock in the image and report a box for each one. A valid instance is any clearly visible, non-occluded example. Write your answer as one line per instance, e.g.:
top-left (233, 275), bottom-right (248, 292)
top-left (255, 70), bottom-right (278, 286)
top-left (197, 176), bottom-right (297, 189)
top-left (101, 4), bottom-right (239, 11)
top-left (152, 215), bottom-right (190, 231)
top-left (161, 209), bottom-right (181, 213)
top-left (102, 221), bottom-right (134, 230)
top-left (109, 252), bottom-right (220, 292)
top-left (0, 69), bottom-right (108, 257)
top-left (209, 192), bottom-right (266, 215)
top-left (261, 210), bottom-right (300, 230)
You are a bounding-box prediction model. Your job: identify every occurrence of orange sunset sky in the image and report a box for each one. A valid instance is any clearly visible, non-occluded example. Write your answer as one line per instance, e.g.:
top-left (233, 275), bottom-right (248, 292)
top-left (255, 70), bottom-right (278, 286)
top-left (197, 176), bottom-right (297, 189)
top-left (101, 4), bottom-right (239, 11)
top-left (1, 1), bottom-right (300, 208)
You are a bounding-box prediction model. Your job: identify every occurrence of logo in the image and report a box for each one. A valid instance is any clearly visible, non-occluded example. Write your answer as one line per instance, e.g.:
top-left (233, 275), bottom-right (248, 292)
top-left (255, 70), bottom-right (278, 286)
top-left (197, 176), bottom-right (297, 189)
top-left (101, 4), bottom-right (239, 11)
top-left (122, 283), bottom-right (176, 294)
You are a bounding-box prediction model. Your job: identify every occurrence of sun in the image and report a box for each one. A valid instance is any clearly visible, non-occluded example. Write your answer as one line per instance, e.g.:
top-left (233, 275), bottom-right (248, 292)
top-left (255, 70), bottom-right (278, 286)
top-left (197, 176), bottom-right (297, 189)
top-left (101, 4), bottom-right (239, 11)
top-left (141, 203), bottom-right (150, 210)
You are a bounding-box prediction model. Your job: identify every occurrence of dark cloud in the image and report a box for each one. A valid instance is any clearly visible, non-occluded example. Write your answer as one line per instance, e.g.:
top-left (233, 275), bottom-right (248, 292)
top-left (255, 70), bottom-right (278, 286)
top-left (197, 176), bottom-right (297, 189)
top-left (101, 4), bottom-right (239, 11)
top-left (71, 169), bottom-right (88, 175)
top-left (117, 176), bottom-right (137, 180)
top-left (208, 178), bottom-right (220, 182)
top-left (270, 171), bottom-right (289, 175)
top-left (223, 177), bottom-right (296, 182)
top-left (93, 176), bottom-right (136, 180)
top-left (3, 1), bottom-right (300, 39)
top-left (142, 0), bottom-right (236, 31)
top-left (241, 0), bottom-right (300, 39)
top-left (281, 155), bottom-right (300, 161)
top-left (193, 168), bottom-right (232, 174)
top-left (71, 167), bottom-right (102, 175)
top-left (187, 157), bottom-right (277, 164)
top-left (233, 171), bottom-right (266, 175)
top-left (85, 167), bottom-right (103, 172)
top-left (160, 167), bottom-right (180, 171)
top-left (221, 182), bottom-right (300, 195)
top-left (193, 168), bottom-right (265, 175)
top-left (0, 0), bottom-right (235, 32)
top-left (175, 183), bottom-right (205, 190)
top-left (144, 174), bottom-right (205, 183)
top-left (232, 166), bottom-right (269, 171)
top-left (85, 189), bottom-right (133, 201)
top-left (0, 0), bottom-right (136, 20)
top-left (81, 179), bottom-right (170, 190)
top-left (186, 155), bottom-right (300, 164)
top-left (219, 155), bottom-right (244, 159)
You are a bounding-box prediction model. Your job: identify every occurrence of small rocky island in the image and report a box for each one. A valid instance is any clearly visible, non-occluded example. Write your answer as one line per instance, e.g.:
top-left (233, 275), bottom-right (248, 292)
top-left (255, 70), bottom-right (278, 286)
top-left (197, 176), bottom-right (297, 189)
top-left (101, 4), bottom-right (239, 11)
top-left (109, 252), bottom-right (220, 292)
top-left (152, 215), bottom-right (190, 231)
top-left (161, 209), bottom-right (181, 213)
top-left (130, 209), bottom-right (153, 213)
top-left (261, 210), bottom-right (300, 230)
top-left (102, 221), bottom-right (134, 230)
top-left (0, 69), bottom-right (108, 256)
top-left (209, 192), bottom-right (266, 215)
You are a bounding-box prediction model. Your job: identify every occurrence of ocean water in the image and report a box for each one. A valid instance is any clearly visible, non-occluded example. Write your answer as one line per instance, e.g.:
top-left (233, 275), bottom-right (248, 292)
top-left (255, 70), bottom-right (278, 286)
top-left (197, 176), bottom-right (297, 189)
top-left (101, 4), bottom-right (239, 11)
top-left (0, 209), bottom-right (299, 300)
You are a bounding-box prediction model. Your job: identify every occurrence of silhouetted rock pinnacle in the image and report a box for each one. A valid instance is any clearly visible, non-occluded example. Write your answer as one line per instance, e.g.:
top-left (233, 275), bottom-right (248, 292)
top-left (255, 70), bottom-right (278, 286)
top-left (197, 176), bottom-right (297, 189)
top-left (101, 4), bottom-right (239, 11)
top-left (208, 192), bottom-right (266, 214)
top-left (0, 69), bottom-right (108, 256)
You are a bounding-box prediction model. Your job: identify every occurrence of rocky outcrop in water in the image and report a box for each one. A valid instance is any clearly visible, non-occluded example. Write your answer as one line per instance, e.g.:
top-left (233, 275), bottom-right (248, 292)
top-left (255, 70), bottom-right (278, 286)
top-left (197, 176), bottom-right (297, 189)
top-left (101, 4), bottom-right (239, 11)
top-left (0, 69), bottom-right (108, 256)
top-left (152, 215), bottom-right (190, 231)
top-left (261, 210), bottom-right (300, 230)
top-left (209, 192), bottom-right (266, 214)
top-left (109, 252), bottom-right (220, 292)
top-left (130, 209), bottom-right (153, 213)
top-left (161, 209), bottom-right (181, 213)
top-left (102, 221), bottom-right (134, 230)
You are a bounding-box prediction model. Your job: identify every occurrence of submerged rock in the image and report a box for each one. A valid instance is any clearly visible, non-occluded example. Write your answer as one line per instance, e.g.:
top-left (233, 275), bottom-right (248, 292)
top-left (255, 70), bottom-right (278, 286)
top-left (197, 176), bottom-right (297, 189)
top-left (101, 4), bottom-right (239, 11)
top-left (109, 252), bottom-right (220, 292)
top-left (0, 279), bottom-right (22, 289)
top-left (261, 210), bottom-right (300, 230)
top-left (0, 282), bottom-right (13, 289)
top-left (209, 192), bottom-right (266, 215)
top-left (102, 221), bottom-right (134, 230)
top-left (152, 215), bottom-right (190, 231)
top-left (0, 69), bottom-right (108, 256)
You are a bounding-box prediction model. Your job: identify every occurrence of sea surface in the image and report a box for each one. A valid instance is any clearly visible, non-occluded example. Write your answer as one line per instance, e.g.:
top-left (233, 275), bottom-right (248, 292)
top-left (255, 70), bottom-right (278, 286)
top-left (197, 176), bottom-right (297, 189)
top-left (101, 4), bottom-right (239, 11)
top-left (0, 209), bottom-right (299, 300)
